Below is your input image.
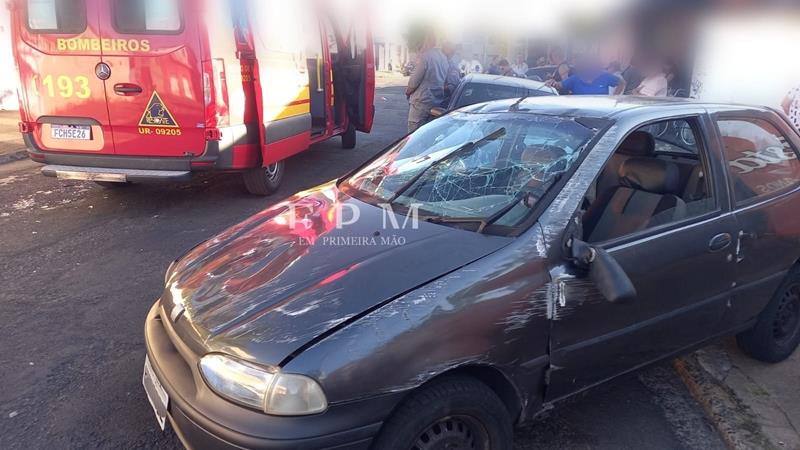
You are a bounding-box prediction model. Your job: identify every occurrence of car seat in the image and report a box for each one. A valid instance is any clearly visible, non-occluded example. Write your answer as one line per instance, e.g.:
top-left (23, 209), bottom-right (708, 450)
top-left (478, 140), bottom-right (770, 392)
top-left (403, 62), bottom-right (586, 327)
top-left (583, 157), bottom-right (687, 242)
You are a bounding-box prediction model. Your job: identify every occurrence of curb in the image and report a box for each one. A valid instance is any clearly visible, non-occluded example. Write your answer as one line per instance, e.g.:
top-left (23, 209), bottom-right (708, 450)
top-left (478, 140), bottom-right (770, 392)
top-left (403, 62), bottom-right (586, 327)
top-left (674, 354), bottom-right (779, 450)
top-left (0, 149), bottom-right (29, 166)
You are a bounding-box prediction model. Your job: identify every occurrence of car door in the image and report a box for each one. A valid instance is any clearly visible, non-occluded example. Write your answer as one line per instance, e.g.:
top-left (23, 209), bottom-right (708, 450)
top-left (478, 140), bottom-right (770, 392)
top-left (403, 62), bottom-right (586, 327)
top-left (713, 112), bottom-right (800, 327)
top-left (14, 0), bottom-right (114, 154)
top-left (99, 0), bottom-right (205, 157)
top-left (546, 114), bottom-right (738, 401)
top-left (248, 0), bottom-right (312, 165)
top-left (337, 14), bottom-right (375, 133)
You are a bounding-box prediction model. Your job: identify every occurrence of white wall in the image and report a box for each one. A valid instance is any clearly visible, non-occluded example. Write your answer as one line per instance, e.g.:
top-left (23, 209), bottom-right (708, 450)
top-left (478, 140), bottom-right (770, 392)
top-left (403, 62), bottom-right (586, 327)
top-left (0, 10), bottom-right (18, 110)
top-left (692, 14), bottom-right (800, 109)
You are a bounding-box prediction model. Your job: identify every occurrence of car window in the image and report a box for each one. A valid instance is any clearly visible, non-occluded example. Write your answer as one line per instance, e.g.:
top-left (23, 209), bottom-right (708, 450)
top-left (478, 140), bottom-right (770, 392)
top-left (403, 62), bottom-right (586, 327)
top-left (454, 83), bottom-right (522, 109)
top-left (718, 118), bottom-right (800, 204)
top-left (343, 112), bottom-right (599, 234)
top-left (112, 0), bottom-right (183, 34)
top-left (525, 88), bottom-right (553, 98)
top-left (27, 0), bottom-right (86, 34)
top-left (641, 119), bottom-right (698, 155)
top-left (582, 117), bottom-right (716, 244)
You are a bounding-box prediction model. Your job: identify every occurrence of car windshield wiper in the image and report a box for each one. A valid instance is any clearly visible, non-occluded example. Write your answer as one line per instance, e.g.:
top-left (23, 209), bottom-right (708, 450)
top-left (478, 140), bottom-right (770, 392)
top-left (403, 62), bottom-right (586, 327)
top-left (421, 216), bottom-right (491, 233)
top-left (387, 127), bottom-right (507, 203)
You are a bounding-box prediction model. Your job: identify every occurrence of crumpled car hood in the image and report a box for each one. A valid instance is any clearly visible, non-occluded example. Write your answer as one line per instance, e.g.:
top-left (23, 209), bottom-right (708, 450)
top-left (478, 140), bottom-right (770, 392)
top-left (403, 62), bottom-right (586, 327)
top-left (162, 182), bottom-right (511, 365)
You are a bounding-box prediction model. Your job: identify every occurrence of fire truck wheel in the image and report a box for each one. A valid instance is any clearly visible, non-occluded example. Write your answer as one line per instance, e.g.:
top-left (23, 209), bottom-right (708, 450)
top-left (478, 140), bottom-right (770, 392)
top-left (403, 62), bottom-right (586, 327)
top-left (243, 161), bottom-right (285, 196)
top-left (94, 181), bottom-right (133, 189)
top-left (341, 124), bottom-right (357, 149)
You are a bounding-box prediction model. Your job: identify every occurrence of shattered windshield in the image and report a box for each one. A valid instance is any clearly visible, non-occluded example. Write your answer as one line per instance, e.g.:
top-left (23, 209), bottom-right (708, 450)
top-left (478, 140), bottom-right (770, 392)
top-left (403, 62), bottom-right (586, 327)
top-left (343, 112), bottom-right (598, 233)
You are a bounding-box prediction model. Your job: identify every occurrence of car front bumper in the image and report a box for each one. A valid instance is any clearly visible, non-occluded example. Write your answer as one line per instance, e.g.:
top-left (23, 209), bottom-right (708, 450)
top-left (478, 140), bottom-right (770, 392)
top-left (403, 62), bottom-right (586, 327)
top-left (143, 301), bottom-right (398, 450)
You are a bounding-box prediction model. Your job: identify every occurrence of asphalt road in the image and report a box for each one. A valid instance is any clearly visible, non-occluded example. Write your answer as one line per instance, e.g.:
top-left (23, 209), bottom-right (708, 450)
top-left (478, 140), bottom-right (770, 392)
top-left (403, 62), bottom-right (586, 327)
top-left (0, 78), bottom-right (725, 450)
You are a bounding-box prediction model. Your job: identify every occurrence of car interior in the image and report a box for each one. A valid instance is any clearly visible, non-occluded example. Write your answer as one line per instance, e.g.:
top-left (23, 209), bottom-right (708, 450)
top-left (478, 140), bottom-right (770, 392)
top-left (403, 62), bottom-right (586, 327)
top-left (581, 119), bottom-right (714, 243)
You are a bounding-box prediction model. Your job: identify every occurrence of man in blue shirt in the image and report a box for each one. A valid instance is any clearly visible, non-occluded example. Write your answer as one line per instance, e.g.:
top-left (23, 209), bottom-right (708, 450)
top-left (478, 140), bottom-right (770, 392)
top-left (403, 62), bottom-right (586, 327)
top-left (547, 56), bottom-right (626, 95)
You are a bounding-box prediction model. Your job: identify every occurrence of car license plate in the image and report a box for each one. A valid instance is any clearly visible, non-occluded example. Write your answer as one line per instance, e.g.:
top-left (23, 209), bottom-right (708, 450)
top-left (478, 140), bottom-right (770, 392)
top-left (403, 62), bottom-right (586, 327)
top-left (142, 356), bottom-right (169, 431)
top-left (51, 125), bottom-right (91, 141)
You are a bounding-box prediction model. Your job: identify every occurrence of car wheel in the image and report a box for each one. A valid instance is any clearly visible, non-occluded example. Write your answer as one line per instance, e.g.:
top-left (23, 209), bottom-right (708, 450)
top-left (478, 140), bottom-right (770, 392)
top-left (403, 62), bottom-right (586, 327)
top-left (372, 376), bottom-right (513, 450)
top-left (737, 268), bottom-right (800, 363)
top-left (341, 124), bottom-right (357, 149)
top-left (94, 181), bottom-right (133, 189)
top-left (243, 161), bottom-right (284, 196)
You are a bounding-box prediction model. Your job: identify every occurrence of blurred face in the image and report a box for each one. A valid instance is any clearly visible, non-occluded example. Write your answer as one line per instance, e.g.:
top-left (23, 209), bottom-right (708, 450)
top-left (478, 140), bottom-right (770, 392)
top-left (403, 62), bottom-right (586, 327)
top-left (575, 56), bottom-right (602, 78)
top-left (442, 44), bottom-right (455, 57)
top-left (642, 61), bottom-right (663, 77)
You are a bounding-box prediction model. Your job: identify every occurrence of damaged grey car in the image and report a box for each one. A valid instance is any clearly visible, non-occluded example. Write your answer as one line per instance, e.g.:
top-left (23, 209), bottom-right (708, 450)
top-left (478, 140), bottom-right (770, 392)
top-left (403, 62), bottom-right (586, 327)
top-left (143, 96), bottom-right (800, 449)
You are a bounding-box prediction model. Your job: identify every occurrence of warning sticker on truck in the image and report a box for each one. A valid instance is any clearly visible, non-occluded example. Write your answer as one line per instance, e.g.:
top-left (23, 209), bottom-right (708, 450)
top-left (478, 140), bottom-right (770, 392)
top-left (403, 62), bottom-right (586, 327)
top-left (139, 92), bottom-right (179, 128)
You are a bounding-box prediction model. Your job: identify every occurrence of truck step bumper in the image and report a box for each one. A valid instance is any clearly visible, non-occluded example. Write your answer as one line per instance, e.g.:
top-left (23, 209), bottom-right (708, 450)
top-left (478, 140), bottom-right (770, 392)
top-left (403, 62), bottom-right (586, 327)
top-left (41, 165), bottom-right (192, 183)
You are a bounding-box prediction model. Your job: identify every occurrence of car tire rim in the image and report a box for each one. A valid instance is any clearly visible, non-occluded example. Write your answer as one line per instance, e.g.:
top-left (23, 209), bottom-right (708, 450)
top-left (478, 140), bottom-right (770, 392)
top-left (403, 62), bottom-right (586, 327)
top-left (265, 163), bottom-right (280, 181)
top-left (411, 415), bottom-right (489, 450)
top-left (773, 283), bottom-right (800, 343)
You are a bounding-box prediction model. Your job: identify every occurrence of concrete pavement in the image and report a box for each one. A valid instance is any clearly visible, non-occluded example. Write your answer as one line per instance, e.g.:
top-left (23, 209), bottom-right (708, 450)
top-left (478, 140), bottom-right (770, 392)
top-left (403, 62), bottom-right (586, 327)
top-left (0, 110), bottom-right (27, 165)
top-left (0, 75), bottom-right (726, 449)
top-left (678, 341), bottom-right (800, 450)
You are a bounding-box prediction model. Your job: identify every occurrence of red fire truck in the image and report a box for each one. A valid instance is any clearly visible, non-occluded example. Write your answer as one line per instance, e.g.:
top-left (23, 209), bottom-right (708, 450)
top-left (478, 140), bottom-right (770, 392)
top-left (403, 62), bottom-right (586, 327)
top-left (10, 0), bottom-right (375, 195)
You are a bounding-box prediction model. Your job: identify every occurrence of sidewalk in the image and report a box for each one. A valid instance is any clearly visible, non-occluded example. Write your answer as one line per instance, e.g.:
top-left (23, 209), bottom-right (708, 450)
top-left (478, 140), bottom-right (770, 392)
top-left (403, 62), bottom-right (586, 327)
top-left (0, 110), bottom-right (27, 164)
top-left (677, 340), bottom-right (800, 450)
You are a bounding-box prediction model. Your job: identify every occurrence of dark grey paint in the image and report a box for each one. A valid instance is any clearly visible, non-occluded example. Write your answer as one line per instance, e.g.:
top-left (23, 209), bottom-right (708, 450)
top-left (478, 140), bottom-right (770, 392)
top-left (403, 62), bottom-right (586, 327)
top-left (145, 97), bottom-right (800, 445)
top-left (264, 113), bottom-right (312, 144)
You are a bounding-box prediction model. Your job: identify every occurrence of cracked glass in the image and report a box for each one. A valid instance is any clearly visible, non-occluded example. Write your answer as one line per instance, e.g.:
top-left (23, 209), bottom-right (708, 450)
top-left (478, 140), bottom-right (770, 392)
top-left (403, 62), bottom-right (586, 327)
top-left (343, 112), bottom-right (599, 233)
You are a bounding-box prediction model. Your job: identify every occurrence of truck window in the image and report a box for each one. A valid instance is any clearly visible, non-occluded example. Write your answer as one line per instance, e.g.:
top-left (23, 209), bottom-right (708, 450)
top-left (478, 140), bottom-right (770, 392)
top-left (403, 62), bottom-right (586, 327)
top-left (26, 0), bottom-right (86, 34)
top-left (112, 0), bottom-right (183, 34)
top-left (718, 118), bottom-right (800, 204)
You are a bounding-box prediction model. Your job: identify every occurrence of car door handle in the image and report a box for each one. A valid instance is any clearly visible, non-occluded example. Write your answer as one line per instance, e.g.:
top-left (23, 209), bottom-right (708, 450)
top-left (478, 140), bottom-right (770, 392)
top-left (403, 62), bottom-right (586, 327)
top-left (709, 233), bottom-right (732, 252)
top-left (114, 83), bottom-right (143, 96)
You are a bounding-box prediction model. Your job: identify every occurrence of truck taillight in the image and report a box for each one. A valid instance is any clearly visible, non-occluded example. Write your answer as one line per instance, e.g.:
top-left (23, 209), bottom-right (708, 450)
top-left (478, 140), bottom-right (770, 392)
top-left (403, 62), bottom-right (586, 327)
top-left (19, 122), bottom-right (33, 133)
top-left (202, 59), bottom-right (230, 134)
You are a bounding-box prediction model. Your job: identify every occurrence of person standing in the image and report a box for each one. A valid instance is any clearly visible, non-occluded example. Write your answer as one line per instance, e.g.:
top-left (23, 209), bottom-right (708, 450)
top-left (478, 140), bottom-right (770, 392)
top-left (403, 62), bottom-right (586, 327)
top-left (782, 85), bottom-right (800, 130)
top-left (621, 56), bottom-right (644, 95)
top-left (442, 42), bottom-right (462, 106)
top-left (511, 54), bottom-right (529, 78)
top-left (497, 59), bottom-right (515, 77)
top-left (633, 59), bottom-right (669, 97)
top-left (406, 34), bottom-right (449, 133)
top-left (548, 47), bottom-right (571, 84)
top-left (469, 54), bottom-right (484, 75)
top-left (546, 56), bottom-right (625, 95)
top-left (486, 56), bottom-right (501, 75)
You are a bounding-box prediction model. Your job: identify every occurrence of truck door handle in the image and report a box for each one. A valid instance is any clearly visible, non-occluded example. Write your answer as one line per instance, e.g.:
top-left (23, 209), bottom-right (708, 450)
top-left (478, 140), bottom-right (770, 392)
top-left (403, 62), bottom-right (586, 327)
top-left (709, 233), bottom-right (732, 252)
top-left (114, 83), bottom-right (143, 96)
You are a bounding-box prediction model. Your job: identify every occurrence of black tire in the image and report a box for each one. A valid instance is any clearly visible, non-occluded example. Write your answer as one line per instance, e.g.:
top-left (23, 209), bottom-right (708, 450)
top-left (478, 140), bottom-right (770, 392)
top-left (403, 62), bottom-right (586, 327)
top-left (94, 181), bottom-right (133, 189)
top-left (372, 376), bottom-right (513, 450)
top-left (341, 124), bottom-right (357, 149)
top-left (737, 267), bottom-right (800, 363)
top-left (243, 161), bottom-right (284, 196)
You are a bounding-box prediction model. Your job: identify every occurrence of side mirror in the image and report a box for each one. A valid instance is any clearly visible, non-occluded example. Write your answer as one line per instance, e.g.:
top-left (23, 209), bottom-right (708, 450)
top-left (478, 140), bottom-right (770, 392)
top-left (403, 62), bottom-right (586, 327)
top-left (430, 107), bottom-right (447, 118)
top-left (569, 239), bottom-right (637, 304)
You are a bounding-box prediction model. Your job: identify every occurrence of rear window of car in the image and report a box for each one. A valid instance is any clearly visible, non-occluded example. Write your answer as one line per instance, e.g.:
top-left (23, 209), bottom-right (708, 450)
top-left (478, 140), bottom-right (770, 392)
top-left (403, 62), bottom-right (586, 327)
top-left (454, 83), bottom-right (522, 109)
top-left (26, 0), bottom-right (87, 34)
top-left (718, 118), bottom-right (800, 204)
top-left (112, 0), bottom-right (183, 34)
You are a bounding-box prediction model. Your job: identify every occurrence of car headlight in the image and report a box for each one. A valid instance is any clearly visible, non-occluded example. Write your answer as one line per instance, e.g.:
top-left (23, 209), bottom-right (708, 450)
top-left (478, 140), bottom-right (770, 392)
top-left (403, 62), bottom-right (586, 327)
top-left (199, 354), bottom-right (327, 416)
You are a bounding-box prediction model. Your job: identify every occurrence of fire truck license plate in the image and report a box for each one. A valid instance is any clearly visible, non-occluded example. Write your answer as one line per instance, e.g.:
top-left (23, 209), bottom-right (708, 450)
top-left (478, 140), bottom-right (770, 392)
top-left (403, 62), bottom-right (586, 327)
top-left (51, 125), bottom-right (91, 140)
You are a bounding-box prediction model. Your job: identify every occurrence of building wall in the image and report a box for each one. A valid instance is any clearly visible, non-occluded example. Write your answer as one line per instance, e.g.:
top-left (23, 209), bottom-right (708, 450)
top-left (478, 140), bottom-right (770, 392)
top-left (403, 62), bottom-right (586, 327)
top-left (0, 12), bottom-right (18, 110)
